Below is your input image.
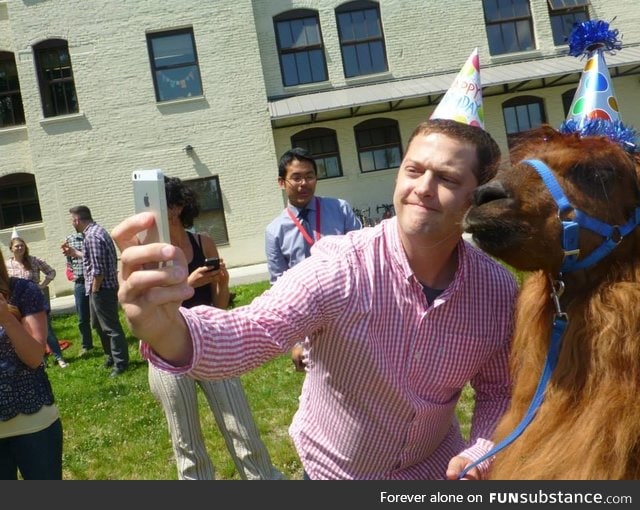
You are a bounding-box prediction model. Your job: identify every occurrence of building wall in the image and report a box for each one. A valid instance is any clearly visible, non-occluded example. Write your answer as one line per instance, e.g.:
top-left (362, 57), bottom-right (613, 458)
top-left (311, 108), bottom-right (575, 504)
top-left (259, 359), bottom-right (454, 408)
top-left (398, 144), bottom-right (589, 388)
top-left (255, 0), bottom-right (640, 99)
top-left (1, 0), bottom-right (284, 296)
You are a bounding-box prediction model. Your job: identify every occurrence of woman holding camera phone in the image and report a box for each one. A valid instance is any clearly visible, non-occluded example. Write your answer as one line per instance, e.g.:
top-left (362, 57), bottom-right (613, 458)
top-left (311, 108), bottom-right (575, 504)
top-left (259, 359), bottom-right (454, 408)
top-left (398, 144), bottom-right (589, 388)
top-left (146, 176), bottom-right (283, 480)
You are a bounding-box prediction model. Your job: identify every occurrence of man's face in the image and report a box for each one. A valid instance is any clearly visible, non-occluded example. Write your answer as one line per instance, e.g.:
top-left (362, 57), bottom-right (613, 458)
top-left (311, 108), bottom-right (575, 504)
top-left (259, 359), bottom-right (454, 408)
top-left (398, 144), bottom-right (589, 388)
top-left (71, 214), bottom-right (82, 233)
top-left (278, 159), bottom-right (317, 209)
top-left (393, 131), bottom-right (479, 243)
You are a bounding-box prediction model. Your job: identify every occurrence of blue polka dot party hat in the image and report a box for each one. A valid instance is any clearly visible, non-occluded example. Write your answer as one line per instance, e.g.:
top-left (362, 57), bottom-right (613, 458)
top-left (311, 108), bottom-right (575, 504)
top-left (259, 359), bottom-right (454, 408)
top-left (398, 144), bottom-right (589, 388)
top-left (560, 19), bottom-right (636, 149)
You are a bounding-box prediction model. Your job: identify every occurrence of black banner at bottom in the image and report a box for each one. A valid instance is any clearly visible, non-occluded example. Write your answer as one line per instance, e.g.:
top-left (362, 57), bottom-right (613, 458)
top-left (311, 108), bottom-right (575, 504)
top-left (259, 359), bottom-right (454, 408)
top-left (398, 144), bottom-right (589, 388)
top-left (1, 480), bottom-right (638, 509)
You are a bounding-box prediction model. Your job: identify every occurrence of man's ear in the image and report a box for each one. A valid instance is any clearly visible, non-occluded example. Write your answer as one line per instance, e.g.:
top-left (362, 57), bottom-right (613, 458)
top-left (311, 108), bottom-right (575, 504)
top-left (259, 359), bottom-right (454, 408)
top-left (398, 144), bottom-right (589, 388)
top-left (277, 177), bottom-right (286, 190)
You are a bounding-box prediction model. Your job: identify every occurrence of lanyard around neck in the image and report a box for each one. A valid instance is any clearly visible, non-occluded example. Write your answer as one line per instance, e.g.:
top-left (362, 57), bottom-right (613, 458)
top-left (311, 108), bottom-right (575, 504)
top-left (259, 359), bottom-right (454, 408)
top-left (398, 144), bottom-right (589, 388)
top-left (286, 197), bottom-right (321, 246)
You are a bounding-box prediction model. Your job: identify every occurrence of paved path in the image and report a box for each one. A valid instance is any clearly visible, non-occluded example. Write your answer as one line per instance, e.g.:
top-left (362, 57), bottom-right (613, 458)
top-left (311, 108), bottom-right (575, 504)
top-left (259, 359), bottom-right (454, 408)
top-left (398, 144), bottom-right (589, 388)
top-left (50, 262), bottom-right (269, 315)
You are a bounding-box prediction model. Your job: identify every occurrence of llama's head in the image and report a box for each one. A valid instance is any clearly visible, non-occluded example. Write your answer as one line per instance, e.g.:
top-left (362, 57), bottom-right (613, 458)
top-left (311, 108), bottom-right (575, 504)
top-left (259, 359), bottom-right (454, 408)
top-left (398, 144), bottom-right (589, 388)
top-left (464, 125), bottom-right (640, 274)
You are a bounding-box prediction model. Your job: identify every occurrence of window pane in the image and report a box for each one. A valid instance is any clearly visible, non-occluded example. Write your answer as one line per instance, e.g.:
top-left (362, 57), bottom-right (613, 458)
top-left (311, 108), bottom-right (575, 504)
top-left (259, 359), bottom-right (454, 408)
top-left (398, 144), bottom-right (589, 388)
top-left (528, 104), bottom-right (542, 127)
top-left (504, 107), bottom-right (518, 133)
top-left (369, 41), bottom-right (386, 73)
top-left (152, 33), bottom-right (195, 67)
top-left (352, 11), bottom-right (367, 39)
top-left (303, 18), bottom-right (320, 45)
top-left (487, 25), bottom-right (506, 54)
top-left (364, 9), bottom-right (382, 37)
top-left (515, 19), bottom-right (534, 50)
top-left (499, 22), bottom-right (515, 53)
top-left (356, 43), bottom-right (372, 75)
top-left (484, 0), bottom-right (500, 22)
top-left (323, 157), bottom-right (341, 178)
top-left (295, 52), bottom-right (312, 83)
top-left (309, 50), bottom-right (326, 82)
top-left (337, 13), bottom-right (354, 41)
top-left (549, 0), bottom-right (590, 9)
top-left (276, 21), bottom-right (293, 48)
top-left (343, 45), bottom-right (358, 77)
top-left (281, 54), bottom-right (298, 86)
top-left (513, 0), bottom-right (531, 17)
top-left (155, 66), bottom-right (201, 101)
top-left (360, 151), bottom-right (375, 172)
top-left (186, 177), bottom-right (228, 245)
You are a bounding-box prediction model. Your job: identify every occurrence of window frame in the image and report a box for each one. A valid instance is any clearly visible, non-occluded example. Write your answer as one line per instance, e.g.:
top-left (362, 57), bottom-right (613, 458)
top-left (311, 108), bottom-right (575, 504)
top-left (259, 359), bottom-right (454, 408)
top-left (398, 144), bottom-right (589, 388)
top-left (274, 9), bottom-right (328, 87)
top-left (336, 0), bottom-right (388, 78)
top-left (547, 0), bottom-right (590, 46)
top-left (147, 27), bottom-right (203, 102)
top-left (33, 39), bottom-right (79, 118)
top-left (291, 128), bottom-right (343, 180)
top-left (354, 118), bottom-right (402, 173)
top-left (502, 95), bottom-right (547, 148)
top-left (183, 175), bottom-right (229, 246)
top-left (0, 173), bottom-right (43, 229)
top-left (483, 0), bottom-right (535, 55)
top-left (0, 52), bottom-right (26, 128)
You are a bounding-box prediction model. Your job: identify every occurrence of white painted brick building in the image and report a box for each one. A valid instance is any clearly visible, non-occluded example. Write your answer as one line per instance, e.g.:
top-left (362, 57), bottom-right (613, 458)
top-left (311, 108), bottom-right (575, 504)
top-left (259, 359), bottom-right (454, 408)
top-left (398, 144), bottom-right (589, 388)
top-left (1, 0), bottom-right (639, 296)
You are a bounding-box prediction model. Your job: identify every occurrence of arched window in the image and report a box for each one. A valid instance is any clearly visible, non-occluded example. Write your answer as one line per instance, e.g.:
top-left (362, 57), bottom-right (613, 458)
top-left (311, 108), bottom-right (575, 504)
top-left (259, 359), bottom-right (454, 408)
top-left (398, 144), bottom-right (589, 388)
top-left (336, 1), bottom-right (388, 78)
top-left (292, 128), bottom-right (342, 179)
top-left (0, 52), bottom-right (25, 127)
top-left (274, 9), bottom-right (328, 87)
top-left (354, 118), bottom-right (402, 173)
top-left (33, 39), bottom-right (79, 117)
top-left (502, 95), bottom-right (547, 147)
top-left (0, 173), bottom-right (42, 229)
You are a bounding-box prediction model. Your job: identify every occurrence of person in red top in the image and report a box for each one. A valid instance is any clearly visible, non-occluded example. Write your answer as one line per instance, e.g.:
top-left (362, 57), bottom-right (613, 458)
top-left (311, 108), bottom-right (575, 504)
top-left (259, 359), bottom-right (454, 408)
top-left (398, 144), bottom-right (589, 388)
top-left (112, 119), bottom-right (517, 480)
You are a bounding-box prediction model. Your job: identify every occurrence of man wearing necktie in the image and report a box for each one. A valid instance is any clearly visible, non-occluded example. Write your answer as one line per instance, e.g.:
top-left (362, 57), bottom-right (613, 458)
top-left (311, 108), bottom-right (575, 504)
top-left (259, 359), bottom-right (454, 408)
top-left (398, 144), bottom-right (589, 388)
top-left (265, 148), bottom-right (362, 369)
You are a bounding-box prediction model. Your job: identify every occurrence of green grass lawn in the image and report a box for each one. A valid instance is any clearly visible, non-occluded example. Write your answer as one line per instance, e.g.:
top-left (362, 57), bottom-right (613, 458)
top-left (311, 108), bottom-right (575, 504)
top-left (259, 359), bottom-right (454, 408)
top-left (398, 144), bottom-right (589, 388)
top-left (48, 280), bottom-right (477, 480)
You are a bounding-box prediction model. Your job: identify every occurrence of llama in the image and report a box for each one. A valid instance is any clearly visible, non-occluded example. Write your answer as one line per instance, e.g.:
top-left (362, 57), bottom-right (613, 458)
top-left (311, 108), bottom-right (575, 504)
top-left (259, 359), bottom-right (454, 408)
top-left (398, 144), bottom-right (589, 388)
top-left (463, 125), bottom-right (640, 479)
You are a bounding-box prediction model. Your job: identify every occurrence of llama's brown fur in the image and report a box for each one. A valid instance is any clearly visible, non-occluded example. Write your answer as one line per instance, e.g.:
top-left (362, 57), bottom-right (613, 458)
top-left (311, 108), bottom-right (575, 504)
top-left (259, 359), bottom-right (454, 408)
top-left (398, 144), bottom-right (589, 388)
top-left (465, 126), bottom-right (640, 479)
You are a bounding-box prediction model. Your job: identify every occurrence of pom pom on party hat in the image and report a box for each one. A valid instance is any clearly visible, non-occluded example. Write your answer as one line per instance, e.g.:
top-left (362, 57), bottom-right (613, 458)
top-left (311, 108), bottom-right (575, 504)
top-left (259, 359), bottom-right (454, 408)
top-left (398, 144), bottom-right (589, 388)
top-left (430, 48), bottom-right (484, 129)
top-left (560, 19), bottom-right (636, 149)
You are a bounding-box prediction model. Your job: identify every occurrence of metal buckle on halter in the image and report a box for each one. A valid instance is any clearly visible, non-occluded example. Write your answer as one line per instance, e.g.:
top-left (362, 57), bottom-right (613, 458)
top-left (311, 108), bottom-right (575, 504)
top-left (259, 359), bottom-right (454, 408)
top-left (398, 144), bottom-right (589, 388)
top-left (550, 279), bottom-right (569, 322)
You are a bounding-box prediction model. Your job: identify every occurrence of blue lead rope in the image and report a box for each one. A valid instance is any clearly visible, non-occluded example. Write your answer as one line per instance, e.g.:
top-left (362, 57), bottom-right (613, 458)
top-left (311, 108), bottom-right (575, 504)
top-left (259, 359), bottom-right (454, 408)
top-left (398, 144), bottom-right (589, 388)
top-left (457, 315), bottom-right (567, 479)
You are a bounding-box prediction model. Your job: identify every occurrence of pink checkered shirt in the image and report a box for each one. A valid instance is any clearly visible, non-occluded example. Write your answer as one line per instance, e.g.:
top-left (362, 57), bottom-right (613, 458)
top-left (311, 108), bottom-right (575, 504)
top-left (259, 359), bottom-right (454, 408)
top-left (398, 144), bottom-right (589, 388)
top-left (142, 218), bottom-right (517, 479)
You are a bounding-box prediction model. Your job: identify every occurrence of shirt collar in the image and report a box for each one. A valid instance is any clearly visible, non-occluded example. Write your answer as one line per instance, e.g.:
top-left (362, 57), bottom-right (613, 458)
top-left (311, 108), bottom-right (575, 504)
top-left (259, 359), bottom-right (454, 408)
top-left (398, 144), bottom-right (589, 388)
top-left (387, 217), bottom-right (468, 293)
top-left (289, 196), bottom-right (318, 215)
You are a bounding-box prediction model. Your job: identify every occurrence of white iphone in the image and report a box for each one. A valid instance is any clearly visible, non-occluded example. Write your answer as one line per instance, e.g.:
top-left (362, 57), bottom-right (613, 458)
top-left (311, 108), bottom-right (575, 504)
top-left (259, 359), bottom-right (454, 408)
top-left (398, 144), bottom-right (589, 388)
top-left (132, 169), bottom-right (170, 247)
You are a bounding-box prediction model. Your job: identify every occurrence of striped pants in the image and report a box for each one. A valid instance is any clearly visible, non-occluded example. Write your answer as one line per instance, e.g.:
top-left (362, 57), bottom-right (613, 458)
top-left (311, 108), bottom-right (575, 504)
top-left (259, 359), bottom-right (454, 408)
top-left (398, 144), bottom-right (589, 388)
top-left (148, 363), bottom-right (285, 480)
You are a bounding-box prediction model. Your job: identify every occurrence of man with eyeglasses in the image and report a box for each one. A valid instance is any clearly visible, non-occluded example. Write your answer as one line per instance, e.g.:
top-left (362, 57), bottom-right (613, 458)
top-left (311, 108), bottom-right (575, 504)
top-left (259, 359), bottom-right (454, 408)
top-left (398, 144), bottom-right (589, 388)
top-left (265, 147), bottom-right (362, 370)
top-left (265, 147), bottom-right (362, 284)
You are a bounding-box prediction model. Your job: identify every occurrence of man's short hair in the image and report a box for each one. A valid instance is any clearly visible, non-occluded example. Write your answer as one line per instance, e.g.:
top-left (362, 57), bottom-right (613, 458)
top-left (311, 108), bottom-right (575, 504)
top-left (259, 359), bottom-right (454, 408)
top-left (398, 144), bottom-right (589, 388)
top-left (406, 119), bottom-right (501, 185)
top-left (69, 205), bottom-right (93, 221)
top-left (278, 147), bottom-right (318, 179)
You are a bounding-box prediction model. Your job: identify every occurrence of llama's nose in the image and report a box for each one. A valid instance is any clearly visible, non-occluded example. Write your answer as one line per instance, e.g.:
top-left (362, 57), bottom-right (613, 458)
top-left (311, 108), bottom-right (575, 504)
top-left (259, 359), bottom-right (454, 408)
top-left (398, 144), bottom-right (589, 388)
top-left (473, 181), bottom-right (508, 206)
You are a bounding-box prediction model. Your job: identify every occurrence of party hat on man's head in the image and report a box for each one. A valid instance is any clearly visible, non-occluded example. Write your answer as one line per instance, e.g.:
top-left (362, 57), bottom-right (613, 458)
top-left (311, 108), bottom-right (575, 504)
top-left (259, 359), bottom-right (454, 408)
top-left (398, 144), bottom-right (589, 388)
top-left (11, 227), bottom-right (20, 239)
top-left (560, 19), bottom-right (636, 149)
top-left (430, 48), bottom-right (484, 129)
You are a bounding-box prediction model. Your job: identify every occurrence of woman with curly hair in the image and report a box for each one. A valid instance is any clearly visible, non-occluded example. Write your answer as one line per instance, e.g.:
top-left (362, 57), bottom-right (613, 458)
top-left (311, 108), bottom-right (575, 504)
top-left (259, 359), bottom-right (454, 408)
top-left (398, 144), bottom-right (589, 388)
top-left (146, 176), bottom-right (284, 480)
top-left (6, 237), bottom-right (68, 368)
top-left (0, 248), bottom-right (63, 479)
